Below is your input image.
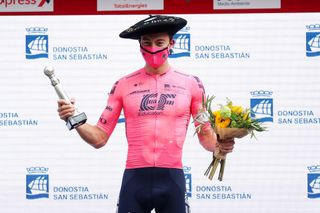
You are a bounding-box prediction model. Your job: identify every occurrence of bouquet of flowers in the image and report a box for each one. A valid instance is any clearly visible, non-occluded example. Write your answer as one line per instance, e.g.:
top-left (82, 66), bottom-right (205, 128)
top-left (195, 95), bottom-right (266, 181)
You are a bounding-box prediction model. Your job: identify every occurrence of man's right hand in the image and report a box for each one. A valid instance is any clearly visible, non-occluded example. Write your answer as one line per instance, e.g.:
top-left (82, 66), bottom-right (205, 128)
top-left (57, 99), bottom-right (76, 121)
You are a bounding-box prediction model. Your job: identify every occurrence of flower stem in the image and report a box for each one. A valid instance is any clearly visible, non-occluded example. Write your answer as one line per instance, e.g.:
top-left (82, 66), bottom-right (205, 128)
top-left (204, 157), bottom-right (215, 176)
top-left (209, 158), bottom-right (220, 180)
top-left (218, 159), bottom-right (226, 181)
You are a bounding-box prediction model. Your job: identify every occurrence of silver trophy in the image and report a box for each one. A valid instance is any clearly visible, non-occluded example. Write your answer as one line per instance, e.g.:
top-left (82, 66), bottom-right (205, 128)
top-left (44, 66), bottom-right (87, 130)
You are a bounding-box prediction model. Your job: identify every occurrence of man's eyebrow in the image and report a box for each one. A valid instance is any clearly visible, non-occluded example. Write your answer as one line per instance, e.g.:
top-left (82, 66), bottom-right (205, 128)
top-left (141, 36), bottom-right (167, 41)
top-left (141, 37), bottom-right (151, 40)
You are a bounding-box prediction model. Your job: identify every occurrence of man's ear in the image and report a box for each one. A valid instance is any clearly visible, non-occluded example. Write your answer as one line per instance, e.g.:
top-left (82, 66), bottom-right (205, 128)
top-left (169, 39), bottom-right (175, 48)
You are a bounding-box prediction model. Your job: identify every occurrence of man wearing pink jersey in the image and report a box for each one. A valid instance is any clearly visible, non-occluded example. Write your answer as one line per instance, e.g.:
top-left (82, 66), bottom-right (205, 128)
top-left (57, 15), bottom-right (234, 213)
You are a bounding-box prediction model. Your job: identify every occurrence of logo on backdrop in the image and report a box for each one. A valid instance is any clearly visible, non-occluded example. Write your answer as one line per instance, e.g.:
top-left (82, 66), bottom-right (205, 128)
top-left (26, 167), bottom-right (49, 199)
top-left (307, 165), bottom-right (320, 199)
top-left (306, 24), bottom-right (320, 57)
top-left (194, 44), bottom-right (250, 60)
top-left (250, 90), bottom-right (273, 122)
top-left (25, 27), bottom-right (49, 59)
top-left (97, 0), bottom-right (163, 11)
top-left (0, 112), bottom-right (38, 127)
top-left (213, 0), bottom-right (280, 10)
top-left (0, 0), bottom-right (53, 12)
top-left (170, 26), bottom-right (191, 58)
top-left (24, 27), bottom-right (107, 61)
top-left (25, 166), bottom-right (109, 201)
top-left (183, 166), bottom-right (192, 198)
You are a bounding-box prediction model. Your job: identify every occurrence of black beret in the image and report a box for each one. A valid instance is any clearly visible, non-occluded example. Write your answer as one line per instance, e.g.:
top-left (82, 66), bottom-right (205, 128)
top-left (119, 15), bottom-right (187, 40)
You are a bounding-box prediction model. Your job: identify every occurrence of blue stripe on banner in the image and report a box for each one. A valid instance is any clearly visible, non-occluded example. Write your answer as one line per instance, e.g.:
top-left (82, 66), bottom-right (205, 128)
top-left (118, 118), bottom-right (125, 123)
top-left (308, 193), bottom-right (320, 199)
top-left (306, 51), bottom-right (320, 57)
top-left (26, 193), bottom-right (49, 199)
top-left (26, 54), bottom-right (48, 59)
top-left (170, 52), bottom-right (191, 58)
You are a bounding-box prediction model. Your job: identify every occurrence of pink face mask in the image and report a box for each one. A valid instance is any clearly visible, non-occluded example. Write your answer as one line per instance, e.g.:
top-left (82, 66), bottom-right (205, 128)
top-left (140, 45), bottom-right (170, 68)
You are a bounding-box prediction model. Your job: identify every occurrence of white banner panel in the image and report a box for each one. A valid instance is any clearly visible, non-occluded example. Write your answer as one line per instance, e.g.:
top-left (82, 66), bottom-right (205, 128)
top-left (97, 0), bottom-right (164, 11)
top-left (0, 0), bottom-right (54, 12)
top-left (214, 0), bottom-right (281, 9)
top-left (0, 13), bottom-right (320, 213)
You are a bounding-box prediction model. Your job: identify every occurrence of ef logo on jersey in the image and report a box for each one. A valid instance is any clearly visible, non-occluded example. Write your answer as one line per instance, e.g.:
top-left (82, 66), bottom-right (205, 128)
top-left (139, 93), bottom-right (176, 111)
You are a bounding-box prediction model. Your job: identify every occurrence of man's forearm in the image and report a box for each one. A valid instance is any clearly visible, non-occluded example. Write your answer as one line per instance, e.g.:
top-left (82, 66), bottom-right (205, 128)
top-left (198, 133), bottom-right (217, 152)
top-left (76, 123), bottom-right (109, 149)
top-left (197, 123), bottom-right (217, 152)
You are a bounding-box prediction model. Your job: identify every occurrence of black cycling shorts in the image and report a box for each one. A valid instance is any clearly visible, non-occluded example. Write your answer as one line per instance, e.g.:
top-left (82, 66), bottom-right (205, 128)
top-left (117, 167), bottom-right (189, 213)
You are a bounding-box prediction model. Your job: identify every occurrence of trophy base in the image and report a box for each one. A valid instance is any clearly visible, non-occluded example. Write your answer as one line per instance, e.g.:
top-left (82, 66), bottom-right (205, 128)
top-left (66, 112), bottom-right (87, 130)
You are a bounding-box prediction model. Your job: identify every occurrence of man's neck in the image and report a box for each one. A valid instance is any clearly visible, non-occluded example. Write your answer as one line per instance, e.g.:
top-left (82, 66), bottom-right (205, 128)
top-left (144, 62), bottom-right (170, 75)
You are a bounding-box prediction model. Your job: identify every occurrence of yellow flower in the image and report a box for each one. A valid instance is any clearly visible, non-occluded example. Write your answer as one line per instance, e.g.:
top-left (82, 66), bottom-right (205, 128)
top-left (243, 111), bottom-right (250, 120)
top-left (214, 111), bottom-right (231, 128)
top-left (231, 105), bottom-right (243, 114)
top-left (213, 110), bottom-right (220, 117)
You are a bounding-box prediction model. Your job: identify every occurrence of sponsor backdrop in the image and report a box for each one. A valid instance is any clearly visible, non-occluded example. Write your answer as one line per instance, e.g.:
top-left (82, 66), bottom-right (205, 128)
top-left (0, 13), bottom-right (320, 213)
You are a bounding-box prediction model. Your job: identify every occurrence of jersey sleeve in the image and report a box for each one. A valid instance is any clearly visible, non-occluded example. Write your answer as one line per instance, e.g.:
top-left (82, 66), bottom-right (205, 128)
top-left (96, 79), bottom-right (124, 136)
top-left (190, 76), bottom-right (216, 152)
top-left (190, 75), bottom-right (206, 119)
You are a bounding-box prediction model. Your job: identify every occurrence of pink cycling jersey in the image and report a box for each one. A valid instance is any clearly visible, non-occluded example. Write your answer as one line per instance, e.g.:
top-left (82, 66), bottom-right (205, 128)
top-left (97, 67), bottom-right (205, 169)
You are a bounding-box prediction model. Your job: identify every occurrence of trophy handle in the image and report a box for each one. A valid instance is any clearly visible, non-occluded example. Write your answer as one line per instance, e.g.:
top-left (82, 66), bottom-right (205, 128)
top-left (44, 66), bottom-right (87, 130)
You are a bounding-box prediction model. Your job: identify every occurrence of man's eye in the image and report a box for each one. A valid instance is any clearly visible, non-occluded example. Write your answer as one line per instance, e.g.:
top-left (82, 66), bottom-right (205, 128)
top-left (142, 42), bottom-right (151, 46)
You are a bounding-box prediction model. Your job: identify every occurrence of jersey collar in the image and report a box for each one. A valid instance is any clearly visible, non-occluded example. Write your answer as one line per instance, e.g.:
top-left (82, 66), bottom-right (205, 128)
top-left (143, 66), bottom-right (172, 76)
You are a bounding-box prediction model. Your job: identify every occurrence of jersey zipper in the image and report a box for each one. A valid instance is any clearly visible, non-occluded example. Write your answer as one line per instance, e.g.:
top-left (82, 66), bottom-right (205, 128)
top-left (154, 74), bottom-right (159, 167)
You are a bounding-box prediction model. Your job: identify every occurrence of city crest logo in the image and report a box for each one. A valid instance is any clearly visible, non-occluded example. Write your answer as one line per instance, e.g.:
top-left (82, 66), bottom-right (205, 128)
top-left (306, 24), bottom-right (320, 57)
top-left (183, 166), bottom-right (192, 198)
top-left (170, 26), bottom-right (191, 58)
top-left (250, 90), bottom-right (273, 122)
top-left (26, 167), bottom-right (49, 199)
top-left (307, 165), bottom-right (320, 199)
top-left (25, 27), bottom-right (49, 59)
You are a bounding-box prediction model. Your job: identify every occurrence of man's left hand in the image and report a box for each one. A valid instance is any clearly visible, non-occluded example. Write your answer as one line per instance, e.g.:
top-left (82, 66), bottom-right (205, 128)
top-left (217, 138), bottom-right (235, 154)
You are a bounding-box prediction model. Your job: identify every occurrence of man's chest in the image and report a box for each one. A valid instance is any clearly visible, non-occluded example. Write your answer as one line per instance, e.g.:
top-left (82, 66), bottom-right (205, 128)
top-left (122, 79), bottom-right (192, 117)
